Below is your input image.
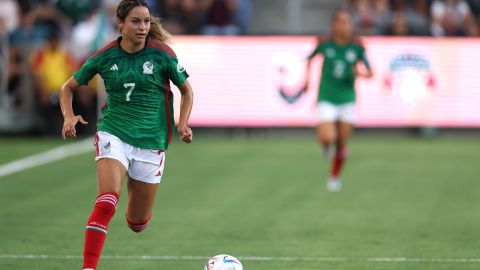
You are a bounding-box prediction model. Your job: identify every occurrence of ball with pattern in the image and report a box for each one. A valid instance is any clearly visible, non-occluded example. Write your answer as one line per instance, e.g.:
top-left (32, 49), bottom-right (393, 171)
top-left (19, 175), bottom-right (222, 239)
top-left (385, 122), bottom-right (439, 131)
top-left (204, 254), bottom-right (243, 270)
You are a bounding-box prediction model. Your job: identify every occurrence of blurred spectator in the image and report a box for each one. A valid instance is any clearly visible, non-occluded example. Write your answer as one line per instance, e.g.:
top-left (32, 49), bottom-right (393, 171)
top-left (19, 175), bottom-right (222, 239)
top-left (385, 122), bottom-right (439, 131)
top-left (30, 22), bottom-right (74, 135)
top-left (386, 11), bottom-right (412, 35)
top-left (430, 0), bottom-right (475, 36)
top-left (349, 0), bottom-right (376, 35)
top-left (54, 0), bottom-right (99, 25)
top-left (372, 0), bottom-right (392, 35)
top-left (7, 2), bottom-right (71, 109)
top-left (69, 2), bottom-right (117, 62)
top-left (180, 0), bottom-right (203, 34)
top-left (153, 0), bottom-right (203, 34)
top-left (0, 0), bottom-right (20, 34)
top-left (157, 0), bottom-right (185, 34)
top-left (232, 0), bottom-right (251, 34)
top-left (12, 3), bottom-right (70, 49)
top-left (407, 0), bottom-right (431, 35)
top-left (391, 0), bottom-right (430, 36)
top-left (200, 0), bottom-right (241, 35)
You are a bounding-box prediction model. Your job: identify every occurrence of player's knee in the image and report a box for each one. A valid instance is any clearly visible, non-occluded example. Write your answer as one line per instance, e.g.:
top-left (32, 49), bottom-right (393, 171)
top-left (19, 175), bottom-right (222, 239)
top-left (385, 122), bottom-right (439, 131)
top-left (126, 214), bottom-right (151, 233)
top-left (318, 136), bottom-right (335, 146)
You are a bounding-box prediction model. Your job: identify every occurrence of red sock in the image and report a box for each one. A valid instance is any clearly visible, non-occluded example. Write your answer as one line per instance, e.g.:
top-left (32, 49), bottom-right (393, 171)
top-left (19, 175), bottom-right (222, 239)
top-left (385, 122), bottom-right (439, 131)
top-left (126, 214), bottom-right (151, 233)
top-left (331, 148), bottom-right (348, 178)
top-left (83, 192), bottom-right (119, 270)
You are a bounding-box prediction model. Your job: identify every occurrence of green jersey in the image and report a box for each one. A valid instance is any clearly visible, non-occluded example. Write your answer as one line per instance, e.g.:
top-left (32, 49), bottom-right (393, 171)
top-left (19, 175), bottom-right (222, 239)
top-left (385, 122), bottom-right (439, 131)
top-left (73, 37), bottom-right (189, 150)
top-left (308, 36), bottom-right (370, 104)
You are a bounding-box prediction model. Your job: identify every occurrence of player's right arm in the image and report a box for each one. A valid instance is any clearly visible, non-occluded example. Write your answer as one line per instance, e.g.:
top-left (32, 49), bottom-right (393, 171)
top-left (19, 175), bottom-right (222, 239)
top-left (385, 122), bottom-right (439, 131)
top-left (59, 77), bottom-right (88, 139)
top-left (59, 54), bottom-right (99, 139)
top-left (304, 37), bottom-right (325, 92)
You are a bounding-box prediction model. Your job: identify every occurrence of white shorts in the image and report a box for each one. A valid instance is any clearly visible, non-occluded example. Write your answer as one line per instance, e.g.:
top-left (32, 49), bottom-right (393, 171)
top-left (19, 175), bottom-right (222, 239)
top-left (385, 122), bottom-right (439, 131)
top-left (317, 101), bottom-right (356, 124)
top-left (94, 131), bottom-right (166, 184)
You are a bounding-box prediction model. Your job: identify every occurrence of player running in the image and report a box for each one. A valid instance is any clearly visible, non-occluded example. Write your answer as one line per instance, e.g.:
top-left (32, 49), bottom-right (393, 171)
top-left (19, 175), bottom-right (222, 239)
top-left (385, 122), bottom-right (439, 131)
top-left (59, 1), bottom-right (194, 269)
top-left (304, 9), bottom-right (373, 192)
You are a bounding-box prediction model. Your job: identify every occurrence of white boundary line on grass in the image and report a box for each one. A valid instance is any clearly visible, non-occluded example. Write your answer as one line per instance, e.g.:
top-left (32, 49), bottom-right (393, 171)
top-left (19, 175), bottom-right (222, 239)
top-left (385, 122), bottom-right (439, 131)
top-left (1, 254), bottom-right (480, 264)
top-left (0, 137), bottom-right (93, 178)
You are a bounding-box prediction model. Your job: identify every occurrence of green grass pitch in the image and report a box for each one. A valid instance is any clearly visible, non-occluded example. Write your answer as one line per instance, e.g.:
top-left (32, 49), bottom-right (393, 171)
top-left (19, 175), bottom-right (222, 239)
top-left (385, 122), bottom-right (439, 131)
top-left (0, 134), bottom-right (479, 270)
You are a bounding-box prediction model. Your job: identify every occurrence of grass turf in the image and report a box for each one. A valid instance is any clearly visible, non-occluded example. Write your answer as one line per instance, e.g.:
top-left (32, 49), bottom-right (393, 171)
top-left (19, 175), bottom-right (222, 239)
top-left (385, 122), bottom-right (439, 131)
top-left (0, 134), bottom-right (479, 270)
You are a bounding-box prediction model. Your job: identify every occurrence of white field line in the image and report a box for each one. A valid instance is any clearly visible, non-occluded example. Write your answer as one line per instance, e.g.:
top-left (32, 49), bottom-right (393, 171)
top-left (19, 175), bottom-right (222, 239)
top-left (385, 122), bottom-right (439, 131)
top-left (0, 137), bottom-right (93, 178)
top-left (1, 254), bottom-right (480, 264)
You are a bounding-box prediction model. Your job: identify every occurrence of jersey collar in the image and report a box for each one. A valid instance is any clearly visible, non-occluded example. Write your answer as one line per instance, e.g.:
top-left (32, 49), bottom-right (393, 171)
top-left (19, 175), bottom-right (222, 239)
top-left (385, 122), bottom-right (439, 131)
top-left (116, 36), bottom-right (150, 56)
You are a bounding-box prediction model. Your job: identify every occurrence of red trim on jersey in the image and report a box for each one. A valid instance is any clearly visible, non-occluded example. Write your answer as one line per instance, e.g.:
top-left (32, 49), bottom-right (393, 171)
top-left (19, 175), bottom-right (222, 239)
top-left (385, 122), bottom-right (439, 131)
top-left (159, 155), bottom-right (164, 167)
top-left (91, 40), bottom-right (117, 58)
top-left (163, 79), bottom-right (173, 144)
top-left (150, 45), bottom-right (176, 58)
top-left (148, 40), bottom-right (176, 57)
top-left (100, 102), bottom-right (108, 110)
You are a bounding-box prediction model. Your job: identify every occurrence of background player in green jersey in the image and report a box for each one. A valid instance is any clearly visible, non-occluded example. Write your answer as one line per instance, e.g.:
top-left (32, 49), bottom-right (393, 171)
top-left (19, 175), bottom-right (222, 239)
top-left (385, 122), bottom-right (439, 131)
top-left (59, 1), bottom-right (194, 269)
top-left (304, 9), bottom-right (373, 192)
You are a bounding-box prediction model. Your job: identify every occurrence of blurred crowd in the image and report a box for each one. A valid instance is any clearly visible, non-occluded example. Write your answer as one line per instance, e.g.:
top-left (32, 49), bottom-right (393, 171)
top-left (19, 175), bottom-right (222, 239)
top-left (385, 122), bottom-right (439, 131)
top-left (0, 0), bottom-right (251, 135)
top-left (347, 0), bottom-right (480, 36)
top-left (0, 0), bottom-right (479, 135)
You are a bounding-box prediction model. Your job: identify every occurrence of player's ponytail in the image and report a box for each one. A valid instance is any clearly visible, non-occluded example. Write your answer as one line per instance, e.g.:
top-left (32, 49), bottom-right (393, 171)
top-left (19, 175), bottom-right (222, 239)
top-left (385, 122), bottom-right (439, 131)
top-left (148, 16), bottom-right (171, 44)
top-left (117, 0), bottom-right (171, 44)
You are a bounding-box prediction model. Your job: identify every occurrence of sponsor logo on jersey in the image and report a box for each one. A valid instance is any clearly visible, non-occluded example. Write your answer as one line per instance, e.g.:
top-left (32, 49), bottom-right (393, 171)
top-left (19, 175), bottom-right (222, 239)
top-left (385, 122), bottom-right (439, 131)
top-left (143, 61), bottom-right (154, 74)
top-left (177, 63), bottom-right (185, 73)
top-left (110, 64), bottom-right (119, 71)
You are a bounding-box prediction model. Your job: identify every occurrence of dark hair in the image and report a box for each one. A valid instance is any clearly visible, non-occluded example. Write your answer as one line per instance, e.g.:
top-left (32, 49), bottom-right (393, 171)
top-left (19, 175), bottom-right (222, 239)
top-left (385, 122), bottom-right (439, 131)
top-left (331, 8), bottom-right (353, 22)
top-left (117, 0), bottom-right (171, 43)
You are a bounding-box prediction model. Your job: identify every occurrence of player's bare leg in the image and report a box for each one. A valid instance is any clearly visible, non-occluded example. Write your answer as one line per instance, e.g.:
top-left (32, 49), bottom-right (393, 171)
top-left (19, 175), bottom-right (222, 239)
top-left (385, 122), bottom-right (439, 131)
top-left (83, 159), bottom-right (126, 270)
top-left (126, 177), bottom-right (159, 232)
top-left (327, 122), bottom-right (353, 191)
top-left (96, 159), bottom-right (126, 195)
top-left (317, 122), bottom-right (337, 160)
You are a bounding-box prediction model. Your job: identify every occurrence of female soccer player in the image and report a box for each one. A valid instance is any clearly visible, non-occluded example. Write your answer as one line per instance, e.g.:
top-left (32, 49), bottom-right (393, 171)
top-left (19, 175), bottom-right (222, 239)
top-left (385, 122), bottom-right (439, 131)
top-left (304, 9), bottom-right (372, 192)
top-left (59, 1), bottom-right (193, 269)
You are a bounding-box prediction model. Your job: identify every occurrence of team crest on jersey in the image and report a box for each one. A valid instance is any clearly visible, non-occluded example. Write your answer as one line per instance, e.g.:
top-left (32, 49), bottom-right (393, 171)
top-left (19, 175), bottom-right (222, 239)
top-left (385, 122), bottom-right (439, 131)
top-left (143, 61), bottom-right (154, 74)
top-left (346, 50), bottom-right (357, 62)
top-left (326, 48), bottom-right (336, 58)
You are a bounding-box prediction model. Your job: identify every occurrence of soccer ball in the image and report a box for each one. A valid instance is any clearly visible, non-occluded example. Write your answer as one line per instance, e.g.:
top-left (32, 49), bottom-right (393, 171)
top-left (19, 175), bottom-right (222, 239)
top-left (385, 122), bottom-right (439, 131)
top-left (204, 254), bottom-right (243, 270)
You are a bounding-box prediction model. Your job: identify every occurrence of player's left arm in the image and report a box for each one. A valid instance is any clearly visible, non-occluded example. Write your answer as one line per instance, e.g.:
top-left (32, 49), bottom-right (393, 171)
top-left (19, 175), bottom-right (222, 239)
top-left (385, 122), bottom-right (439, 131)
top-left (356, 46), bottom-right (373, 78)
top-left (176, 80), bottom-right (194, 144)
top-left (304, 38), bottom-right (325, 91)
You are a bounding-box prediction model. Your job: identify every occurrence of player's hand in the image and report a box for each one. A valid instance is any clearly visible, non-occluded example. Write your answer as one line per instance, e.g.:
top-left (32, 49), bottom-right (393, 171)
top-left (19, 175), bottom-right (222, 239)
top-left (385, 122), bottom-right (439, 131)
top-left (177, 124), bottom-right (192, 143)
top-left (302, 82), bottom-right (309, 93)
top-left (62, 115), bottom-right (88, 139)
top-left (364, 69), bottom-right (373, 78)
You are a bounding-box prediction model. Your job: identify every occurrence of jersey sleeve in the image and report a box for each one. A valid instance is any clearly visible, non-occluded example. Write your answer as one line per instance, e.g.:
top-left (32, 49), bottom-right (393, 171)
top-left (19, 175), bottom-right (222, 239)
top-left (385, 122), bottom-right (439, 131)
top-left (73, 56), bottom-right (99, 85)
top-left (359, 46), bottom-right (371, 70)
top-left (166, 56), bottom-right (189, 86)
top-left (307, 43), bottom-right (324, 59)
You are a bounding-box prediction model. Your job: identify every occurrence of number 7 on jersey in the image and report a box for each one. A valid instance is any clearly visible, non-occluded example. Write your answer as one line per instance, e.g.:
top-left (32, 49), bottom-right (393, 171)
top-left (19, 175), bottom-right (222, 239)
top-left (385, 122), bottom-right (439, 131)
top-left (124, 83), bottom-right (135, 101)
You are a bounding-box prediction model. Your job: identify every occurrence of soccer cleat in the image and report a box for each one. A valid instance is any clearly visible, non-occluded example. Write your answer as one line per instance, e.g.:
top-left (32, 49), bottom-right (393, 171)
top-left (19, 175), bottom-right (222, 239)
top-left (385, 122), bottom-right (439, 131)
top-left (327, 177), bottom-right (341, 192)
